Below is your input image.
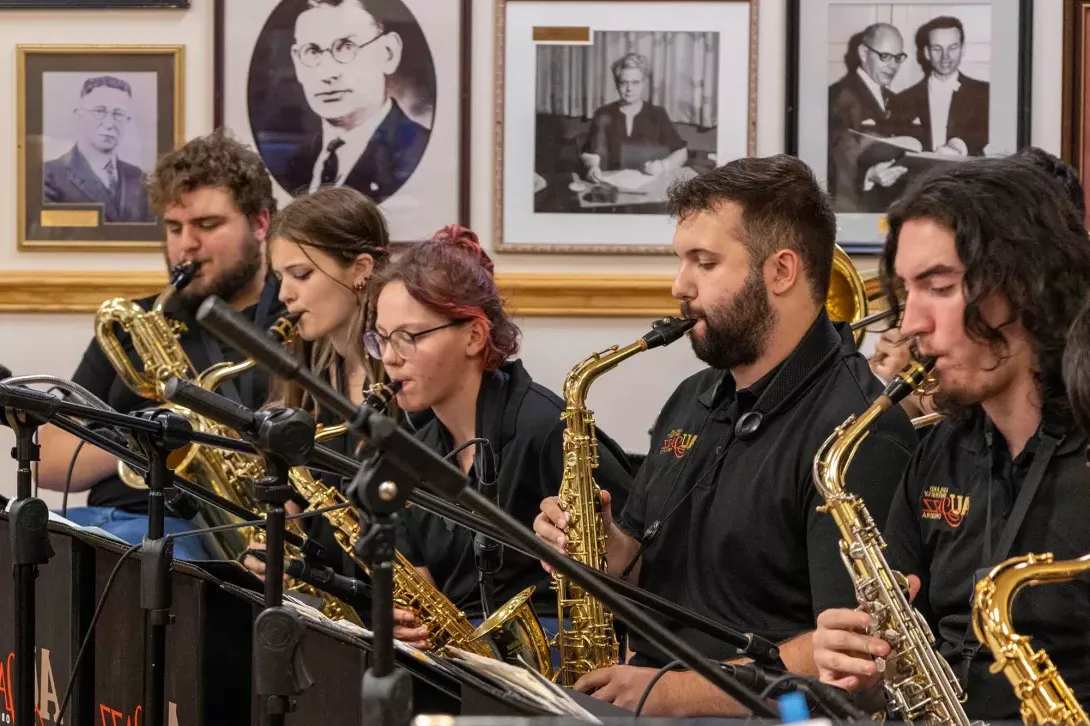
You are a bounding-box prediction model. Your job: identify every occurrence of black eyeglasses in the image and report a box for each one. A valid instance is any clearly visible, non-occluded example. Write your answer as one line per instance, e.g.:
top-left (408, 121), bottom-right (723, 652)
top-left (364, 319), bottom-right (470, 359)
top-left (862, 42), bottom-right (907, 64)
top-left (292, 32), bottom-right (385, 68)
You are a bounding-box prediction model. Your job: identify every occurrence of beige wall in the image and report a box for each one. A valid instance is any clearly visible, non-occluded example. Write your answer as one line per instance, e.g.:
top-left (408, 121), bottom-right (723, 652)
top-left (0, 0), bottom-right (1069, 506)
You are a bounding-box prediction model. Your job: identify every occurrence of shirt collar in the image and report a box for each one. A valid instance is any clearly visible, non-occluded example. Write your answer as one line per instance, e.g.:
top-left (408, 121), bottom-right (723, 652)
top-left (959, 407), bottom-right (1085, 458)
top-left (928, 72), bottom-right (961, 91)
top-left (697, 309), bottom-right (843, 416)
top-left (320, 98), bottom-right (393, 156)
top-left (855, 66), bottom-right (888, 108)
top-left (76, 141), bottom-right (116, 173)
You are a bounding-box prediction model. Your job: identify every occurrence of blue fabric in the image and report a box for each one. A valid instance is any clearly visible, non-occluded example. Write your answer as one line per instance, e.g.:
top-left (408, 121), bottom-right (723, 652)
top-left (60, 506), bottom-right (214, 561)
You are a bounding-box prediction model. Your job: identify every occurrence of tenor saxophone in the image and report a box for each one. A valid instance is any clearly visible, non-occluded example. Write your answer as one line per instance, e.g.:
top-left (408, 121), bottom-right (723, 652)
top-left (552, 315), bottom-right (696, 686)
top-left (814, 357), bottom-right (980, 726)
top-left (290, 382), bottom-right (553, 674)
top-left (972, 553), bottom-right (1090, 725)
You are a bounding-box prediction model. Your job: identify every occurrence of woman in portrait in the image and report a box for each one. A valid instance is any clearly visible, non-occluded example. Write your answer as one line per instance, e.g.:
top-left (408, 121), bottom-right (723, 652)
top-left (580, 52), bottom-right (689, 183)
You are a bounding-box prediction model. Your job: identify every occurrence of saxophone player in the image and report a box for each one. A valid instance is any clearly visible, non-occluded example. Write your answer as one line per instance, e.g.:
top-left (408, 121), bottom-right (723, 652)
top-left (237, 185), bottom-right (396, 585)
top-left (365, 226), bottom-right (634, 649)
top-left (35, 129), bottom-right (286, 561)
top-left (534, 155), bottom-right (918, 716)
top-left (813, 156), bottom-right (1090, 720)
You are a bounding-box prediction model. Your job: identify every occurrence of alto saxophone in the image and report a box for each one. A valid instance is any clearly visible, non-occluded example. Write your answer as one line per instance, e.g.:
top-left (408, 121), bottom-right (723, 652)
top-left (552, 315), bottom-right (696, 686)
top-left (972, 553), bottom-right (1090, 726)
top-left (290, 383), bottom-right (553, 675)
top-left (814, 357), bottom-right (980, 726)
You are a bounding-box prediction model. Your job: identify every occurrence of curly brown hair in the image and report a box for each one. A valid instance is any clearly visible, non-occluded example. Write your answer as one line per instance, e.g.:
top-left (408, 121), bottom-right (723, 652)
top-left (146, 127), bottom-right (276, 220)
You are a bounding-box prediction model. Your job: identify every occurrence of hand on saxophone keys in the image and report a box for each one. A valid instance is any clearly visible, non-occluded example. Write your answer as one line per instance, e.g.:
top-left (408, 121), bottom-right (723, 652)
top-left (812, 574), bottom-right (921, 691)
top-left (533, 489), bottom-right (617, 574)
top-left (392, 608), bottom-right (431, 650)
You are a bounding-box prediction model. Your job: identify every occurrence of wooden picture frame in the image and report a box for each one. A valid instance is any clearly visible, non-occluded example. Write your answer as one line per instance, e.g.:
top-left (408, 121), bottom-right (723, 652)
top-left (213, 0), bottom-right (471, 244)
top-left (1063, 0), bottom-right (1090, 225)
top-left (494, 0), bottom-right (758, 254)
top-left (0, 1), bottom-right (187, 6)
top-left (17, 44), bottom-right (185, 251)
top-left (786, 0), bottom-right (1033, 253)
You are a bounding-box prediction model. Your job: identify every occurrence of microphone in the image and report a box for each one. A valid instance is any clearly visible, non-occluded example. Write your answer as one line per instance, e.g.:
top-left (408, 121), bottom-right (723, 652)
top-left (473, 439), bottom-right (501, 615)
top-left (0, 364), bottom-right (12, 380)
top-left (247, 549), bottom-right (373, 607)
top-left (164, 377), bottom-right (256, 435)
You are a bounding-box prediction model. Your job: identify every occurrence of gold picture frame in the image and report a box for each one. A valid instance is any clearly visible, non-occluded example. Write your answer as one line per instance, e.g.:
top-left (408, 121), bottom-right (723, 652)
top-left (493, 0), bottom-right (758, 254)
top-left (17, 44), bottom-right (185, 252)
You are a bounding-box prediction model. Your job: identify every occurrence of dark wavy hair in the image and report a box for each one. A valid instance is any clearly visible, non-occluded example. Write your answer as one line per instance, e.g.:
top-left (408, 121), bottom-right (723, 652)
top-left (880, 155), bottom-right (1090, 427)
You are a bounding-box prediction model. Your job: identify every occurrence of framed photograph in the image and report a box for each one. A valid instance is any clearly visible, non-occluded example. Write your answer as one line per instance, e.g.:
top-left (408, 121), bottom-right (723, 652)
top-left (786, 0), bottom-right (1032, 253)
top-left (214, 0), bottom-right (471, 244)
top-left (17, 45), bottom-right (184, 251)
top-left (495, 0), bottom-right (757, 254)
top-left (1063, 0), bottom-right (1090, 226)
top-left (0, 1), bottom-right (188, 7)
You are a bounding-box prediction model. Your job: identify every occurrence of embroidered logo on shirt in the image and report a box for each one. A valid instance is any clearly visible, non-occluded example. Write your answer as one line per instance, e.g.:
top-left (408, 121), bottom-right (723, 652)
top-left (659, 428), bottom-right (697, 459)
top-left (921, 485), bottom-right (971, 528)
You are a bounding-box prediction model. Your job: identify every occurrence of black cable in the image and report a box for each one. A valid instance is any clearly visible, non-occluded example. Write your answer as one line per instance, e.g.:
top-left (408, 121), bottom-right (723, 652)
top-left (634, 658), bottom-right (683, 716)
top-left (33, 429), bottom-right (40, 498)
top-left (760, 673), bottom-right (799, 699)
top-left (62, 439), bottom-right (87, 519)
top-left (55, 542), bottom-right (142, 723)
top-left (444, 437), bottom-right (490, 462)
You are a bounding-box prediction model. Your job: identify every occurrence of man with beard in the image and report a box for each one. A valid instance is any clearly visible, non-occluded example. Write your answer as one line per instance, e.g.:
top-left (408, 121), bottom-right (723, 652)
top-left (36, 128), bottom-right (285, 560)
top-left (813, 157), bottom-right (1090, 720)
top-left (533, 155), bottom-right (917, 716)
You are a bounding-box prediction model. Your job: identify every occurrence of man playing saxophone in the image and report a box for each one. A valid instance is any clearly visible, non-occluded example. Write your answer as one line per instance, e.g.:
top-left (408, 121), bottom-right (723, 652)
top-left (534, 155), bottom-right (918, 716)
top-left (34, 129), bottom-right (286, 560)
top-left (813, 156), bottom-right (1090, 720)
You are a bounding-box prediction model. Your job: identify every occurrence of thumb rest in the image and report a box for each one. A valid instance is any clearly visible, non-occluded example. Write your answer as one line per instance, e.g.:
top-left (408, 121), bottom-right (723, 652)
top-left (814, 357), bottom-right (981, 726)
top-left (289, 382), bottom-right (553, 676)
top-left (972, 553), bottom-right (1090, 726)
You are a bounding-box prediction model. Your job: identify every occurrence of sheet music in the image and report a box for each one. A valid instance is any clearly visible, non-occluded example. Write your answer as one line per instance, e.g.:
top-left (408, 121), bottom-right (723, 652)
top-left (446, 647), bottom-right (601, 723)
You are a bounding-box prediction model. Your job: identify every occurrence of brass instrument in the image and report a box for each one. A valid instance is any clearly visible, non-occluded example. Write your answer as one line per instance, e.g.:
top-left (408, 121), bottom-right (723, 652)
top-left (290, 382), bottom-right (552, 675)
top-left (972, 553), bottom-right (1090, 726)
top-left (814, 358), bottom-right (980, 726)
top-left (552, 315), bottom-right (696, 686)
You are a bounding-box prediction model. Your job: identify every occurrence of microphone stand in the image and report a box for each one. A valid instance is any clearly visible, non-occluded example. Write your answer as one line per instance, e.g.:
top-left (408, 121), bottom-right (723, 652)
top-left (3, 406), bottom-right (53, 726)
top-left (194, 296), bottom-right (779, 721)
top-left (249, 408), bottom-right (320, 726)
top-left (129, 409), bottom-right (195, 726)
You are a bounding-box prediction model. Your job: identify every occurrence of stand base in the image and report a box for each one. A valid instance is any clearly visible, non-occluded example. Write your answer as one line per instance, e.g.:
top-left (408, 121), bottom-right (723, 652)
top-left (361, 668), bottom-right (413, 726)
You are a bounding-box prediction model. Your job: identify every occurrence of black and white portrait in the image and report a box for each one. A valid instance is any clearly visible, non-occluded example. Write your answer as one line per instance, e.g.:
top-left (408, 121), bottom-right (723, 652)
top-left (217, 0), bottom-right (469, 242)
top-left (533, 32), bottom-right (718, 216)
top-left (499, 0), bottom-right (755, 253)
top-left (790, 0), bottom-right (1030, 250)
top-left (18, 45), bottom-right (183, 251)
top-left (41, 72), bottom-right (158, 224)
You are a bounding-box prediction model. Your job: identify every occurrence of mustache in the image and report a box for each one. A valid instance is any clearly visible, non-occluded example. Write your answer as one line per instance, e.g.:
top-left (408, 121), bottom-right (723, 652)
top-left (680, 301), bottom-right (703, 319)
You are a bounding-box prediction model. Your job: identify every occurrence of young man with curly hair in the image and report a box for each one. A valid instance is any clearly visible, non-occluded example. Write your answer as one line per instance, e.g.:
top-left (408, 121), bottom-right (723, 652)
top-left (37, 129), bottom-right (285, 561)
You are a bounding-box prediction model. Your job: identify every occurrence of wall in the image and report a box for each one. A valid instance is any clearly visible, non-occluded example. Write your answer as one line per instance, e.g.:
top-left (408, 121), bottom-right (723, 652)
top-left (0, 0), bottom-right (1068, 505)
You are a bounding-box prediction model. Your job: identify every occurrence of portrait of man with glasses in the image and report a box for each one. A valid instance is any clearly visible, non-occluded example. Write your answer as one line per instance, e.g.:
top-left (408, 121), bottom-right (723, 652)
top-left (277, 0), bottom-right (432, 202)
top-left (42, 74), bottom-right (155, 224)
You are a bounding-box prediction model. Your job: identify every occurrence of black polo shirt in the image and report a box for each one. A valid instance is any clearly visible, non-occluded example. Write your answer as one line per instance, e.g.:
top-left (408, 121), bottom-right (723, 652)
top-left (396, 358), bottom-right (634, 620)
top-left (617, 310), bottom-right (918, 666)
top-left (884, 412), bottom-right (1090, 720)
top-left (70, 277), bottom-right (285, 513)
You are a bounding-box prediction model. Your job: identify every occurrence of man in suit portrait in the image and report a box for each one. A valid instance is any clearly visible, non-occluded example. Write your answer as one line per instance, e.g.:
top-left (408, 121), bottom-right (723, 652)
top-left (889, 15), bottom-right (990, 156)
top-left (827, 23), bottom-right (912, 214)
top-left (281, 0), bottom-right (430, 202)
top-left (43, 75), bottom-right (154, 224)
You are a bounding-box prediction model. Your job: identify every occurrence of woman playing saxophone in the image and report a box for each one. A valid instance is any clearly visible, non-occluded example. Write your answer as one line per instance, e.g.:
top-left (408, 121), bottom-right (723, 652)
top-left (364, 225), bottom-right (634, 655)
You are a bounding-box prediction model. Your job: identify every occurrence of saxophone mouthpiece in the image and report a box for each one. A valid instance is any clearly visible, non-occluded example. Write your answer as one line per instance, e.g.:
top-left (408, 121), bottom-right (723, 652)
top-left (170, 260), bottom-right (200, 289)
top-left (641, 316), bottom-right (697, 350)
top-left (882, 356), bottom-right (937, 405)
top-left (363, 380), bottom-right (403, 412)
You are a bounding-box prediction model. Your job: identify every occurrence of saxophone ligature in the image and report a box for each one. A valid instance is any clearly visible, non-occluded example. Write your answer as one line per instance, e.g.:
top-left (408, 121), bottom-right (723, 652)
top-left (552, 315), bottom-right (696, 686)
top-left (972, 553), bottom-right (1090, 726)
top-left (289, 382), bottom-right (553, 675)
top-left (814, 357), bottom-right (981, 726)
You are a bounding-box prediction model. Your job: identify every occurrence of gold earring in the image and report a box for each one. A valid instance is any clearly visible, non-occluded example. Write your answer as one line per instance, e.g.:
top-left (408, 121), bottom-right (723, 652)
top-left (354, 280), bottom-right (366, 291)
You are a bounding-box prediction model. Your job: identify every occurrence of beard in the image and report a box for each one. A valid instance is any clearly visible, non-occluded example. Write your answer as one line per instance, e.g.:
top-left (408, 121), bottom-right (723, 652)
top-left (169, 231), bottom-right (264, 313)
top-left (683, 265), bottom-right (776, 370)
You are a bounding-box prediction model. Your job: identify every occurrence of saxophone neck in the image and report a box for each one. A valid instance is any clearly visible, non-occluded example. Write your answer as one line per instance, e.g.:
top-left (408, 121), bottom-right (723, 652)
top-left (154, 261), bottom-right (199, 313)
top-left (563, 340), bottom-right (645, 407)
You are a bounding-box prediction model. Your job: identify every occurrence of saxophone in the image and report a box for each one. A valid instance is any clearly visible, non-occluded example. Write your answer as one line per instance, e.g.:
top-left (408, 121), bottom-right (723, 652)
top-left (94, 262), bottom-right (250, 559)
top-left (972, 553), bottom-right (1090, 726)
top-left (289, 382), bottom-right (553, 675)
top-left (552, 315), bottom-right (696, 686)
top-left (814, 357), bottom-right (980, 726)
